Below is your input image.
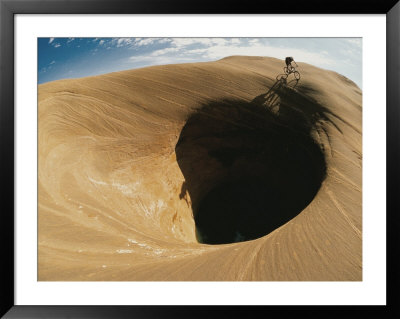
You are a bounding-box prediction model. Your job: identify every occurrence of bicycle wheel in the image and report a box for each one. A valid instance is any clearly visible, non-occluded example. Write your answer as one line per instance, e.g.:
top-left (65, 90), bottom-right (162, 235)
top-left (294, 71), bottom-right (300, 80)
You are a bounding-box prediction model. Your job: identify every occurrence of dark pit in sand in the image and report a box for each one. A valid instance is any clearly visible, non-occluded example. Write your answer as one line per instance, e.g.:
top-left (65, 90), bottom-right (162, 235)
top-left (176, 86), bottom-right (331, 244)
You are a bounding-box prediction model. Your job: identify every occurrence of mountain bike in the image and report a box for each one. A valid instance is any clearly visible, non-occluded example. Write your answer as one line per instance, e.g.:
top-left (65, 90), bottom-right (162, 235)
top-left (283, 64), bottom-right (300, 80)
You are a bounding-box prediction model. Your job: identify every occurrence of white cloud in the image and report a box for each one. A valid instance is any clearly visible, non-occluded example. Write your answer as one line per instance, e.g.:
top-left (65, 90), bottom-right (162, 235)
top-left (151, 47), bottom-right (180, 56)
top-left (185, 48), bottom-right (208, 55)
top-left (48, 38), bottom-right (61, 48)
top-left (157, 38), bottom-right (171, 44)
top-left (340, 48), bottom-right (357, 57)
top-left (99, 40), bottom-right (105, 45)
top-left (134, 38), bottom-right (171, 47)
top-left (249, 39), bottom-right (260, 45)
top-left (176, 38), bottom-right (246, 48)
top-left (170, 38), bottom-right (199, 47)
top-left (129, 54), bottom-right (196, 67)
top-left (346, 38), bottom-right (362, 48)
top-left (170, 38), bottom-right (226, 48)
top-left (106, 37), bottom-right (172, 49)
top-left (115, 38), bottom-right (134, 47)
top-left (134, 38), bottom-right (156, 46)
top-left (41, 61), bottom-right (56, 73)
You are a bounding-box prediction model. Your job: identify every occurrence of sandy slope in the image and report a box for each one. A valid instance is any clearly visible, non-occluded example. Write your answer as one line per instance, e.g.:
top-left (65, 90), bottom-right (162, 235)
top-left (38, 56), bottom-right (362, 280)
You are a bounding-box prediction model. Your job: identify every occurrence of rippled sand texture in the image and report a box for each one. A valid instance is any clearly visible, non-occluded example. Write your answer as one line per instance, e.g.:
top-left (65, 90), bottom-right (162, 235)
top-left (38, 56), bottom-right (362, 280)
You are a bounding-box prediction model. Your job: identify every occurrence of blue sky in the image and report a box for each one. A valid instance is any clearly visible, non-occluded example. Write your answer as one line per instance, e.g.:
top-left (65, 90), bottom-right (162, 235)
top-left (38, 37), bottom-right (362, 88)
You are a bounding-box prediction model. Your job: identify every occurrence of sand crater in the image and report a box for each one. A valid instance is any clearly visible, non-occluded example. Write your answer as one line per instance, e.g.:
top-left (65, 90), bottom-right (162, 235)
top-left (38, 56), bottom-right (362, 280)
top-left (176, 95), bottom-right (327, 244)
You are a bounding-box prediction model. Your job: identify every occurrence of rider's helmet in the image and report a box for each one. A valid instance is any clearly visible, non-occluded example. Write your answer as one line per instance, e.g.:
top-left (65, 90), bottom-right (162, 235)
top-left (285, 57), bottom-right (294, 66)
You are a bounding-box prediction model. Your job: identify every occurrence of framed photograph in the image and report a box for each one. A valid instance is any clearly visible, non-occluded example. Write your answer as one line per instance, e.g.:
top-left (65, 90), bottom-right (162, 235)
top-left (1, 0), bottom-right (398, 317)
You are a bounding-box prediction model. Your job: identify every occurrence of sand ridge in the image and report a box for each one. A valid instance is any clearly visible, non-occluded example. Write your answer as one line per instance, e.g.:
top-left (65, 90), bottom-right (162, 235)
top-left (38, 56), bottom-right (362, 280)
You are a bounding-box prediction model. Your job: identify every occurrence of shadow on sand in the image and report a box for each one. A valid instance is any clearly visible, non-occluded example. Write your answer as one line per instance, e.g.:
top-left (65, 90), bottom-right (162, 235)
top-left (175, 76), bottom-right (339, 245)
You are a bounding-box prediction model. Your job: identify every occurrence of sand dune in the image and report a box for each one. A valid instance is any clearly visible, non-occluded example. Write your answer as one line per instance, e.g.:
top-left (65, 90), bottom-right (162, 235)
top-left (38, 56), bottom-right (362, 281)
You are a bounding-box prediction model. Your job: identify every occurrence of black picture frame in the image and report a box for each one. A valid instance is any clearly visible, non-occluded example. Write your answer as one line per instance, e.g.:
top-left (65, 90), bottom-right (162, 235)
top-left (1, 0), bottom-right (399, 318)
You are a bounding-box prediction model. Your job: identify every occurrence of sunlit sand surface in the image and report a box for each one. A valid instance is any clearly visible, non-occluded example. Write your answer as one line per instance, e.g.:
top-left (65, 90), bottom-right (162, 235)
top-left (38, 56), bottom-right (362, 280)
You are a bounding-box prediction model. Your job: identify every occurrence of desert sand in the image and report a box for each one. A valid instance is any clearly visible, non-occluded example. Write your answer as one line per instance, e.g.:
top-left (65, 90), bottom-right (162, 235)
top-left (38, 56), bottom-right (362, 281)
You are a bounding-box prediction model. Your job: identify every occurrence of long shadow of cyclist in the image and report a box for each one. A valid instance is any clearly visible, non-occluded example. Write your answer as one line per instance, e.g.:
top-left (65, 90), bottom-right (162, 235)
top-left (252, 75), bottom-right (299, 114)
top-left (251, 71), bottom-right (343, 152)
